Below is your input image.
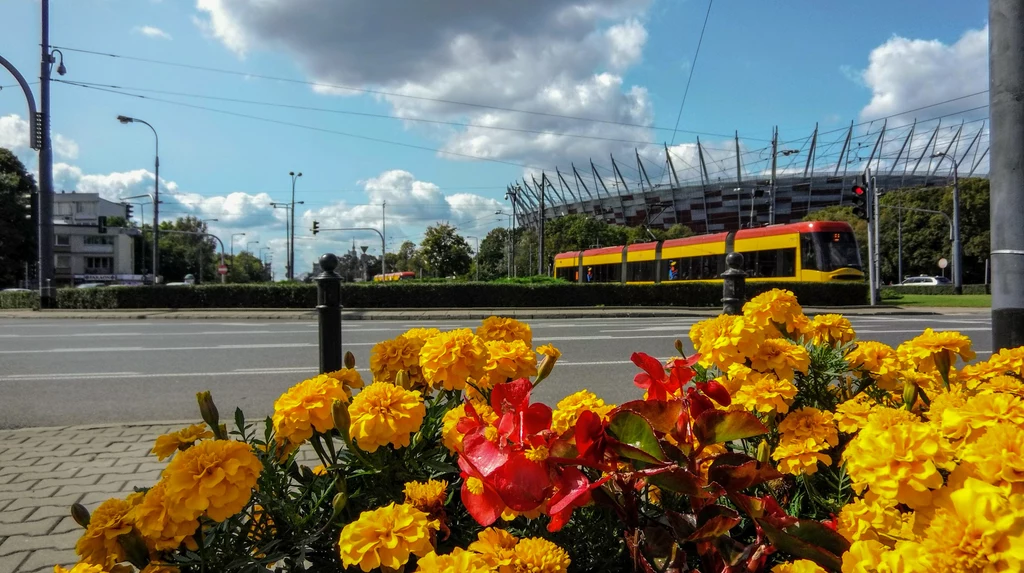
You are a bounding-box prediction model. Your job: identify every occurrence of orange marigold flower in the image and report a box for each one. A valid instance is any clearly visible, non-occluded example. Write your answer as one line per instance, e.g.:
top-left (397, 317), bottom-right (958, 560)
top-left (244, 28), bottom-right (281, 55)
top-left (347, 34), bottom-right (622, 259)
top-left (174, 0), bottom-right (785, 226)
top-left (468, 527), bottom-right (519, 569)
top-left (338, 503), bottom-right (438, 572)
top-left (551, 390), bottom-right (614, 436)
top-left (691, 314), bottom-right (763, 369)
top-left (323, 367), bottom-right (364, 392)
top-left (959, 423), bottom-right (1024, 495)
top-left (771, 559), bottom-right (827, 573)
top-left (134, 481), bottom-right (199, 552)
top-left (162, 440), bottom-right (263, 522)
top-left (537, 344), bottom-right (561, 359)
top-left (834, 394), bottom-right (877, 434)
top-left (510, 537), bottom-right (571, 573)
top-left (939, 391), bottom-right (1024, 448)
top-left (53, 565), bottom-right (109, 573)
top-left (732, 372), bottom-right (798, 414)
top-left (75, 496), bottom-right (139, 568)
top-left (151, 423), bottom-right (213, 461)
top-left (836, 497), bottom-right (913, 543)
top-left (441, 402), bottom-right (497, 453)
top-left (778, 407), bottom-right (838, 448)
top-left (772, 438), bottom-right (832, 476)
top-left (419, 328), bottom-right (488, 391)
top-left (402, 327), bottom-right (442, 344)
top-left (897, 328), bottom-right (975, 373)
top-left (749, 338), bottom-right (810, 380)
top-left (404, 479), bottom-right (448, 514)
top-left (272, 374), bottom-right (349, 445)
top-left (479, 339), bottom-right (537, 390)
top-left (804, 314), bottom-right (856, 346)
top-left (846, 341), bottom-right (902, 391)
top-left (742, 288), bottom-right (805, 335)
top-left (370, 335), bottom-right (426, 387)
top-left (476, 316), bottom-right (533, 346)
top-left (348, 382), bottom-right (426, 452)
top-left (980, 374), bottom-right (1024, 398)
top-left (414, 548), bottom-right (492, 573)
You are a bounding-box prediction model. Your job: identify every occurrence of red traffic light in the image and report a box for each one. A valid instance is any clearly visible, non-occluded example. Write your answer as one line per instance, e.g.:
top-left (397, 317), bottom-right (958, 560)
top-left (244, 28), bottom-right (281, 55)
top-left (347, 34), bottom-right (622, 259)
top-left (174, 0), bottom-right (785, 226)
top-left (852, 186), bottom-right (866, 196)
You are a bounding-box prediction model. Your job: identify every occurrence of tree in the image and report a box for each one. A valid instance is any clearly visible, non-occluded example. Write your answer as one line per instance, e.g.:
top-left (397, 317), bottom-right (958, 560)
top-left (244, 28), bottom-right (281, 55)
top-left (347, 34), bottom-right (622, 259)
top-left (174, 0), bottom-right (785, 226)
top-left (478, 227), bottom-right (512, 280)
top-left (0, 148), bottom-right (37, 287)
top-left (156, 216), bottom-right (219, 283)
top-left (226, 251), bottom-right (267, 283)
top-left (420, 223), bottom-right (472, 278)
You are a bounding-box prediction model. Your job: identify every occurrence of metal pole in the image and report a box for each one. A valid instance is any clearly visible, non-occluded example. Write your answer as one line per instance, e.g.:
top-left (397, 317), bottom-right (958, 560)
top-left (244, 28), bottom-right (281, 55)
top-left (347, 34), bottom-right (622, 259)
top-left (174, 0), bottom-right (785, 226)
top-left (951, 162), bottom-right (963, 295)
top-left (315, 253), bottom-right (342, 374)
top-left (872, 175), bottom-right (882, 292)
top-left (866, 167), bottom-right (877, 306)
top-left (153, 131), bottom-right (159, 284)
top-left (538, 173), bottom-right (545, 276)
top-left (721, 252), bottom-right (746, 315)
top-left (769, 127), bottom-right (778, 225)
top-left (468, 236), bottom-right (479, 281)
top-left (381, 201), bottom-right (387, 275)
top-left (897, 193), bottom-right (903, 283)
top-left (511, 189), bottom-right (517, 277)
top-left (38, 0), bottom-right (55, 306)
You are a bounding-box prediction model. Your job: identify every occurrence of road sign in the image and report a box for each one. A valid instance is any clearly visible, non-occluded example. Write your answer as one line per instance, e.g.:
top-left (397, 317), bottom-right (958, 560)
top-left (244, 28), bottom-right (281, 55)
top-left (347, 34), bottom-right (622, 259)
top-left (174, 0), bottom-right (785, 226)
top-left (218, 264), bottom-right (229, 275)
top-left (938, 258), bottom-right (949, 269)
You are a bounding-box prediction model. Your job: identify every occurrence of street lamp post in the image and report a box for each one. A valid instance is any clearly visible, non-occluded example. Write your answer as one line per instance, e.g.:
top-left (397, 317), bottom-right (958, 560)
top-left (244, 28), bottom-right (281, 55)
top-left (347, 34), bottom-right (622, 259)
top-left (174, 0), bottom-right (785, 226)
top-left (246, 241), bottom-right (259, 254)
top-left (504, 186), bottom-right (521, 277)
top-left (117, 115), bottom-right (160, 283)
top-left (122, 193), bottom-right (161, 282)
top-left (467, 236), bottom-right (480, 281)
top-left (932, 152), bottom-right (963, 295)
top-left (288, 171), bottom-right (302, 280)
top-left (230, 233), bottom-right (246, 259)
top-left (496, 211), bottom-right (513, 277)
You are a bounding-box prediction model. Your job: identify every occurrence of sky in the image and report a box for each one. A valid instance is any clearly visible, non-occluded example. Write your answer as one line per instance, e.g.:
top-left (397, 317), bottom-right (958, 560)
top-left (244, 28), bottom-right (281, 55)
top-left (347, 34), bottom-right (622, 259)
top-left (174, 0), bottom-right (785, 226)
top-left (0, 0), bottom-right (990, 277)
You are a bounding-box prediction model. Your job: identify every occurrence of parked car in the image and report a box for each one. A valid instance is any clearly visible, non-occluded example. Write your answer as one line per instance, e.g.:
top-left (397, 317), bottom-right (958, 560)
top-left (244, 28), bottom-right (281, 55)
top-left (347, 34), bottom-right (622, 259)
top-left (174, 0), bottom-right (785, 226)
top-left (75, 283), bottom-right (106, 289)
top-left (163, 282), bottom-right (193, 287)
top-left (898, 276), bottom-right (952, 286)
top-left (1, 288), bottom-right (32, 293)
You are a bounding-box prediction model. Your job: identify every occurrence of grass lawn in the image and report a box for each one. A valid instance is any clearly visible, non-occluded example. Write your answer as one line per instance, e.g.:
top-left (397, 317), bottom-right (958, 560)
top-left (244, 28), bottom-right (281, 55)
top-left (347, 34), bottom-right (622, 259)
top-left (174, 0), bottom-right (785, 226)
top-left (884, 293), bottom-right (992, 308)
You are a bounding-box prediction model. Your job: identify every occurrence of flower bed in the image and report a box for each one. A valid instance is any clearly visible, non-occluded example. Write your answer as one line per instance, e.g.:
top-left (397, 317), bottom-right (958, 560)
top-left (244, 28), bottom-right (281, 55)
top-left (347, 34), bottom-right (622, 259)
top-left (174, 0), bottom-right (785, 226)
top-left (57, 294), bottom-right (1024, 572)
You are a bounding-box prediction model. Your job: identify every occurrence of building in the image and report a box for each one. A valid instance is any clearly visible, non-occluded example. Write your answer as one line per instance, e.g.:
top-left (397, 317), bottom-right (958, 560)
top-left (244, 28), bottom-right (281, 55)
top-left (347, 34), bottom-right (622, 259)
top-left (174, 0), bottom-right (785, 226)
top-left (53, 192), bottom-right (142, 286)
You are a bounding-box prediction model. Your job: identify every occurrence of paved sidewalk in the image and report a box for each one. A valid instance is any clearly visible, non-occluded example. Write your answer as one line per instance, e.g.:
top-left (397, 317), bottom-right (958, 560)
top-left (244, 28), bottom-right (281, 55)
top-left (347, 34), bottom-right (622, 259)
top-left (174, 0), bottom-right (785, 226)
top-left (0, 305), bottom-right (961, 321)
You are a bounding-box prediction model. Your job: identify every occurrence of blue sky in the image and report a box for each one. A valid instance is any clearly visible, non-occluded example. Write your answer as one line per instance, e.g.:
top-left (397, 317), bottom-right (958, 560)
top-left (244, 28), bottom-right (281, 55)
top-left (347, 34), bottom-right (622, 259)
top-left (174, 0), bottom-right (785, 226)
top-left (0, 0), bottom-right (989, 275)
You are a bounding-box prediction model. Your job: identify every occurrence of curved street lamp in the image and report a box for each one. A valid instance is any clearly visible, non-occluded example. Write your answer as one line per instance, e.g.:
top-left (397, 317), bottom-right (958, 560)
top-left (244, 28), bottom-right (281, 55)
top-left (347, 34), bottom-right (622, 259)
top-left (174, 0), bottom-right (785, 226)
top-left (117, 115), bottom-right (161, 282)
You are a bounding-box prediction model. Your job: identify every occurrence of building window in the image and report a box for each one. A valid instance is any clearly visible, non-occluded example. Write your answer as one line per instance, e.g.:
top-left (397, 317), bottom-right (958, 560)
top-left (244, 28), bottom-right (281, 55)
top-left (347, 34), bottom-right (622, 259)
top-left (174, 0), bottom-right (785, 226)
top-left (84, 236), bottom-right (115, 245)
top-left (55, 255), bottom-right (71, 269)
top-left (85, 257), bottom-right (113, 271)
top-left (76, 202), bottom-right (96, 214)
top-left (55, 234), bottom-right (70, 246)
top-left (56, 203), bottom-right (74, 216)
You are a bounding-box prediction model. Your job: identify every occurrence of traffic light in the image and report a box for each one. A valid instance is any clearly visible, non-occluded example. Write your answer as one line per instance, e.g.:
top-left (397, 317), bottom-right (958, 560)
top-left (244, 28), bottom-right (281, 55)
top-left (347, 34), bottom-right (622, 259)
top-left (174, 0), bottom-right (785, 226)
top-left (851, 175), bottom-right (868, 219)
top-left (312, 220), bottom-right (320, 235)
top-left (97, 216), bottom-right (108, 234)
top-left (124, 203), bottom-right (134, 220)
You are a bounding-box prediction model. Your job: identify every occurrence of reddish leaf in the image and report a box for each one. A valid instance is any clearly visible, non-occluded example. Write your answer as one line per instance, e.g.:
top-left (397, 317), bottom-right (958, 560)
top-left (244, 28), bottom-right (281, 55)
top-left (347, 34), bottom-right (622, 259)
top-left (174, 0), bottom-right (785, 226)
top-left (686, 505), bottom-right (741, 541)
top-left (757, 518), bottom-right (844, 572)
top-left (614, 400), bottom-right (684, 434)
top-left (649, 467), bottom-right (702, 496)
top-left (708, 459), bottom-right (783, 492)
top-left (607, 411), bottom-right (668, 463)
top-left (692, 410), bottom-right (767, 445)
top-left (785, 520), bottom-right (852, 562)
top-left (491, 452), bottom-right (550, 511)
top-left (547, 467), bottom-right (593, 532)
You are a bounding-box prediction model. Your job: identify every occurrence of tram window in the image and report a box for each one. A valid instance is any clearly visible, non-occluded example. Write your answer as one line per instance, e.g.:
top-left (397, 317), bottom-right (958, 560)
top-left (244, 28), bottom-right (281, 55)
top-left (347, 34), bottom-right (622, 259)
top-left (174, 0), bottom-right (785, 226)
top-left (555, 266), bottom-right (576, 281)
top-left (587, 263), bottom-right (621, 282)
top-left (740, 248), bottom-right (797, 278)
top-left (801, 234), bottom-right (818, 271)
top-left (628, 260), bottom-right (656, 282)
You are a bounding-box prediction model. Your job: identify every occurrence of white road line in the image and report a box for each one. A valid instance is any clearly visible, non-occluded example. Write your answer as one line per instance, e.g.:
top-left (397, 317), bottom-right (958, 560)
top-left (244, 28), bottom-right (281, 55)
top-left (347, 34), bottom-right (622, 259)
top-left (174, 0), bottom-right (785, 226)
top-left (854, 327), bottom-right (991, 334)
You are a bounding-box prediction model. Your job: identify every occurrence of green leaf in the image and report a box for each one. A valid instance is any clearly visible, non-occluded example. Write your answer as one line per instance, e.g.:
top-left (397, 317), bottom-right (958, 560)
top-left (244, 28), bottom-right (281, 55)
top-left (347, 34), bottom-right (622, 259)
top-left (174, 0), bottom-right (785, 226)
top-left (686, 505), bottom-right (742, 541)
top-left (785, 520), bottom-right (851, 561)
top-left (757, 518), bottom-right (844, 572)
top-left (692, 410), bottom-right (767, 445)
top-left (614, 400), bottom-right (684, 434)
top-left (649, 468), bottom-right (701, 496)
top-left (607, 411), bottom-right (668, 463)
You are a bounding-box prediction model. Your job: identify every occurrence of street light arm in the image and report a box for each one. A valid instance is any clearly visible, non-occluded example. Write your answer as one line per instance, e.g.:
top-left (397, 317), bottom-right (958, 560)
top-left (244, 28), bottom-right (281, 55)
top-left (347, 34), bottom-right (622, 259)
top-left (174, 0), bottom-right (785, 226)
top-left (0, 55), bottom-right (39, 149)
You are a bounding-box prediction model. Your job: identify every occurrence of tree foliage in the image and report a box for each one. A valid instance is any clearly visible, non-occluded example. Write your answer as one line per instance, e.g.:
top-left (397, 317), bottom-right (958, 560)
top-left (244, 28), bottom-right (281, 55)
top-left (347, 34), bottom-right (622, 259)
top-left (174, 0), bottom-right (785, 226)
top-left (156, 217), bottom-right (219, 283)
top-left (0, 148), bottom-right (37, 287)
top-left (420, 223), bottom-right (472, 278)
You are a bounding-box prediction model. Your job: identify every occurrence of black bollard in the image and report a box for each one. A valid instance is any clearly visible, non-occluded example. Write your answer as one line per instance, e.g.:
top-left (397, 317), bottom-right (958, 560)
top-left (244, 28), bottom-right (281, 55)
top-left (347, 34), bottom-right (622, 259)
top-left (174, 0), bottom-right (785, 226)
top-left (721, 251), bottom-right (746, 315)
top-left (316, 253), bottom-right (343, 374)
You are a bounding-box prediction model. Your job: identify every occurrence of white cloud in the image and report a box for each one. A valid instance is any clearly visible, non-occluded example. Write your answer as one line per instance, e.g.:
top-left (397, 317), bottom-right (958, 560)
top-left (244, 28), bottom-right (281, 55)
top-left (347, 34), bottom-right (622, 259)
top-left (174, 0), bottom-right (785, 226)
top-left (1, 114), bottom-right (80, 160)
top-left (857, 26), bottom-right (988, 124)
top-left (194, 0), bottom-right (656, 171)
top-left (133, 25), bottom-right (172, 40)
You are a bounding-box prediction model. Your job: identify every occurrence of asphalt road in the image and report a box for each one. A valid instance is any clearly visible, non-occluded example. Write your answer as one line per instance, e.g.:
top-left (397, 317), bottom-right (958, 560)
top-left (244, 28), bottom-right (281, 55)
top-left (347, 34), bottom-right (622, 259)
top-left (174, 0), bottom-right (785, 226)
top-left (0, 314), bottom-right (994, 429)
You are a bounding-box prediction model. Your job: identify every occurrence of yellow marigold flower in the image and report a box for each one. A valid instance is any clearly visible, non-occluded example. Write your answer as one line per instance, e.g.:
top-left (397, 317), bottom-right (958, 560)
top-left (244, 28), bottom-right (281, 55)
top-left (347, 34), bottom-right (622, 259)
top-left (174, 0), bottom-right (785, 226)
top-left (732, 372), bottom-right (798, 414)
top-left (151, 423), bottom-right (213, 461)
top-left (959, 423), bottom-right (1024, 495)
top-left (468, 527), bottom-right (519, 569)
top-left (772, 560), bottom-right (827, 573)
top-left (348, 382), bottom-right (426, 453)
top-left (772, 438), bottom-right (832, 476)
top-left (778, 407), bottom-right (838, 448)
top-left (537, 344), bottom-right (561, 359)
top-left (338, 502), bottom-right (438, 573)
top-left (914, 477), bottom-right (1024, 572)
top-left (53, 565), bottom-right (109, 573)
top-left (551, 390), bottom-right (614, 436)
top-left (842, 408), bottom-right (954, 508)
top-left (311, 464), bottom-right (327, 476)
top-left (749, 338), bottom-right (811, 380)
top-left (742, 288), bottom-right (805, 335)
top-left (717, 362), bottom-right (756, 395)
top-left (441, 402), bottom-right (497, 453)
top-left (510, 537), bottom-right (571, 573)
top-left (840, 540), bottom-right (889, 573)
top-left (939, 391), bottom-right (1024, 447)
top-left (134, 482), bottom-right (199, 551)
top-left (402, 327), bottom-right (442, 344)
top-left (162, 440), bottom-right (262, 522)
top-left (404, 479), bottom-right (448, 514)
top-left (693, 315), bottom-right (763, 369)
top-left (847, 341), bottom-right (902, 391)
top-left (324, 367), bottom-right (364, 392)
top-left (476, 316), bottom-right (533, 346)
top-left (272, 374), bottom-right (348, 445)
top-left (74, 497), bottom-right (139, 568)
top-left (415, 548), bottom-right (492, 573)
top-left (479, 339), bottom-right (538, 389)
top-left (897, 328), bottom-right (976, 373)
top-left (834, 394), bottom-right (878, 434)
top-left (140, 564), bottom-right (180, 573)
top-left (805, 314), bottom-right (856, 346)
top-left (370, 335), bottom-right (426, 387)
top-left (419, 328), bottom-right (488, 391)
top-left (837, 497), bottom-right (912, 543)
top-left (980, 374), bottom-right (1024, 397)
top-left (899, 367), bottom-right (946, 401)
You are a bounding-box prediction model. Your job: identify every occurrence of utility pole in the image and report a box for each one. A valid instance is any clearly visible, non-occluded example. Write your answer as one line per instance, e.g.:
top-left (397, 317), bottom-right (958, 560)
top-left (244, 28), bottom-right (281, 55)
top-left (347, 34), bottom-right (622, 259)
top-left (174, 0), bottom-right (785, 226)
top-left (38, 0), bottom-right (56, 306)
top-left (538, 173), bottom-right (546, 276)
top-left (865, 168), bottom-right (878, 306)
top-left (990, 0), bottom-right (1024, 349)
top-left (769, 126), bottom-right (778, 225)
top-left (872, 175), bottom-right (882, 294)
top-left (381, 201), bottom-right (387, 275)
top-left (932, 153), bottom-right (964, 294)
top-left (288, 171), bottom-right (302, 280)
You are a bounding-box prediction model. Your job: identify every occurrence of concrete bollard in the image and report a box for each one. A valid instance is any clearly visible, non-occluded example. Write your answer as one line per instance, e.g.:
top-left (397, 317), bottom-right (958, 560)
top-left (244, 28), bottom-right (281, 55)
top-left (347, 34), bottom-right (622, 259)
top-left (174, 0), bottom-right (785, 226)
top-left (316, 253), bottom-right (343, 373)
top-left (721, 252), bottom-right (746, 315)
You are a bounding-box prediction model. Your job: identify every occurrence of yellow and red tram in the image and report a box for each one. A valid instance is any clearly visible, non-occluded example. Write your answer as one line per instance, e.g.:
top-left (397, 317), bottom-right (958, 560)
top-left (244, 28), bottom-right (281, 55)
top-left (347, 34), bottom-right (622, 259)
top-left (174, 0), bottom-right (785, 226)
top-left (372, 271), bottom-right (416, 282)
top-left (554, 221), bottom-right (864, 284)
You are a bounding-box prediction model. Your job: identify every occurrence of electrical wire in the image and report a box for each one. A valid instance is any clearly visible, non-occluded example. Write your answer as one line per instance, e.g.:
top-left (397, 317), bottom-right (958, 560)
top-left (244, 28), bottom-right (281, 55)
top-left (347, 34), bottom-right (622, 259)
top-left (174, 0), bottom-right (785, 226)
top-left (669, 0), bottom-right (714, 146)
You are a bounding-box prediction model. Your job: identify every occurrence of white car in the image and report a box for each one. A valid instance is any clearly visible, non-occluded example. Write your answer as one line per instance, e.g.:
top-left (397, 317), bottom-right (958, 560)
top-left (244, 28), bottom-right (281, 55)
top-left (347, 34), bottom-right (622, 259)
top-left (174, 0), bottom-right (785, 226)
top-left (899, 276), bottom-right (952, 286)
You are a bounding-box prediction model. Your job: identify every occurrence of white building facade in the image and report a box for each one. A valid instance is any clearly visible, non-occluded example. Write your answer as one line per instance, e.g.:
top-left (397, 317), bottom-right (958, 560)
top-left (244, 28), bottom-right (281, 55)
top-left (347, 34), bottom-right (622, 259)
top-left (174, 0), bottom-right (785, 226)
top-left (53, 192), bottom-right (142, 286)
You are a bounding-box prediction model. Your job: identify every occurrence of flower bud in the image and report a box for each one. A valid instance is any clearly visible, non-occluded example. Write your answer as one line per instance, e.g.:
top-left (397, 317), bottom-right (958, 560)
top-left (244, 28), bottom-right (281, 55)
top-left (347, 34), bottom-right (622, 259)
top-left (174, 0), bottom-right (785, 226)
top-left (344, 351), bottom-right (356, 370)
top-left (674, 339), bottom-right (685, 356)
top-left (196, 391), bottom-right (223, 438)
top-left (903, 382), bottom-right (919, 411)
top-left (332, 491), bottom-right (348, 515)
top-left (332, 399), bottom-right (351, 443)
top-left (756, 440), bottom-right (771, 464)
top-left (117, 530), bottom-right (151, 569)
top-left (70, 503), bottom-right (91, 528)
top-left (534, 355), bottom-right (556, 388)
top-left (394, 370), bottom-right (412, 390)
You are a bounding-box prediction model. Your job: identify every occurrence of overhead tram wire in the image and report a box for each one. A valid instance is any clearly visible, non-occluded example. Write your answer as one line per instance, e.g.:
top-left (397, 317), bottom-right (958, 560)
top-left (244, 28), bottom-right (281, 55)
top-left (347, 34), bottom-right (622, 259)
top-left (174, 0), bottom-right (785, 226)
top-left (52, 45), bottom-right (765, 142)
top-left (669, 0), bottom-right (714, 146)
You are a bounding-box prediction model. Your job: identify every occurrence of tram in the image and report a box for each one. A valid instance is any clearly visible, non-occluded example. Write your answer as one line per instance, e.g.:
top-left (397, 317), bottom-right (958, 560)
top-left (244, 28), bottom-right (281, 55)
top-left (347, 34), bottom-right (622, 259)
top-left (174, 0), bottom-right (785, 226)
top-left (372, 271), bottom-right (417, 282)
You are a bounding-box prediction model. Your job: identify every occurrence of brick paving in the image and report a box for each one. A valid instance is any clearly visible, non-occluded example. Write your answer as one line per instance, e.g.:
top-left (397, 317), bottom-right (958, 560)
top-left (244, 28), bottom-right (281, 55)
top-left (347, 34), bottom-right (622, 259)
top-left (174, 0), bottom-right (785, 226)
top-left (0, 423), bottom-right (199, 572)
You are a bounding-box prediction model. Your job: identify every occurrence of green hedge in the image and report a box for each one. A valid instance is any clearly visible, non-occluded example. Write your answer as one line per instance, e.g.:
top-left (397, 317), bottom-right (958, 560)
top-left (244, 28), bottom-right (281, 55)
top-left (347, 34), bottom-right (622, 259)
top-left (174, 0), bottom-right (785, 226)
top-left (882, 284), bottom-right (990, 299)
top-left (0, 290), bottom-right (39, 309)
top-left (54, 281), bottom-right (867, 309)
